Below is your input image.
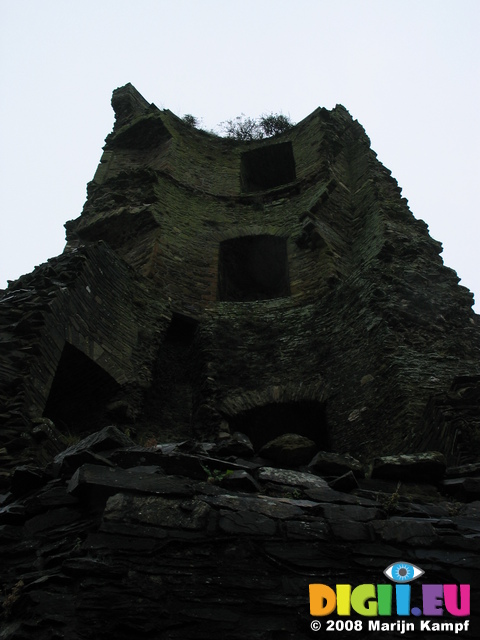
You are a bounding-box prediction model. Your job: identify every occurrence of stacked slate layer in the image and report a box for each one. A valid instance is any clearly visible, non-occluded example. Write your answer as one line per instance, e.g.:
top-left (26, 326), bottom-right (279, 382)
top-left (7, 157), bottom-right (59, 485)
top-left (1, 84), bottom-right (480, 638)
top-left (0, 427), bottom-right (479, 639)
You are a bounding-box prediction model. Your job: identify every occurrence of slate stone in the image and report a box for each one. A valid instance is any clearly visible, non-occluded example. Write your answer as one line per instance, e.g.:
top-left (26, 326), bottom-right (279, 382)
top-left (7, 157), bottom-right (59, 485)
top-left (442, 477), bottom-right (480, 499)
top-left (371, 451), bottom-right (446, 481)
top-left (219, 470), bottom-right (260, 492)
top-left (442, 534), bottom-right (480, 551)
top-left (111, 449), bottom-right (252, 481)
top-left (83, 531), bottom-right (157, 552)
top-left (460, 501), bottom-right (480, 518)
top-left (126, 465), bottom-right (164, 474)
top-left (258, 434), bottom-right (317, 466)
top-left (108, 446), bottom-right (166, 468)
top-left (62, 557), bottom-right (125, 577)
top-left (329, 519), bottom-right (369, 541)
top-left (24, 481), bottom-right (79, 515)
top-left (370, 517), bottom-right (437, 545)
top-left (24, 507), bottom-right (82, 536)
top-left (201, 493), bottom-right (304, 519)
top-left (328, 470), bottom-right (359, 492)
top-left (53, 425), bottom-right (135, 469)
top-left (304, 485), bottom-right (378, 506)
top-left (218, 509), bottom-right (276, 536)
top-left (308, 451), bottom-right (364, 478)
top-left (446, 462), bottom-right (480, 478)
top-left (212, 432), bottom-right (254, 458)
top-left (53, 449), bottom-right (115, 477)
top-left (99, 519), bottom-right (168, 540)
top-left (67, 463), bottom-right (193, 502)
top-left (0, 524), bottom-right (24, 541)
top-left (321, 503), bottom-right (380, 523)
top-left (103, 493), bottom-right (211, 530)
top-left (283, 518), bottom-right (330, 540)
top-left (0, 503), bottom-right (26, 525)
top-left (257, 467), bottom-right (328, 490)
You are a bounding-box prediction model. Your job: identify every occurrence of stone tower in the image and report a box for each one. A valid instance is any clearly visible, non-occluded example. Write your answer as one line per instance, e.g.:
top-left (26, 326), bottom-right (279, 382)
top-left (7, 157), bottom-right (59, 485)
top-left (1, 84), bottom-right (479, 639)
top-left (1, 83), bottom-right (480, 471)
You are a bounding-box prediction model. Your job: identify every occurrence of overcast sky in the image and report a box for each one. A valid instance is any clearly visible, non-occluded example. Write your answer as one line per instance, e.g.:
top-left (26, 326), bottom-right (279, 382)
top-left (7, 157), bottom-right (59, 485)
top-left (1, 0), bottom-right (479, 308)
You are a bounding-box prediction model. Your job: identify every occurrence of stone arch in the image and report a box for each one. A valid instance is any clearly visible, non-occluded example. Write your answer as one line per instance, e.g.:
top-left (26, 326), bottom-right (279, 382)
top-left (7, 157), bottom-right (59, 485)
top-left (218, 382), bottom-right (329, 451)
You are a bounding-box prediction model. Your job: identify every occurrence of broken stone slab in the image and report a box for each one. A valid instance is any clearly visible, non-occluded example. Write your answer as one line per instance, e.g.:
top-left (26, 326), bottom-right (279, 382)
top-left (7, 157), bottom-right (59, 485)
top-left (126, 465), bottom-right (164, 475)
top-left (211, 432), bottom-right (254, 458)
top-left (371, 452), bottom-right (446, 482)
top-left (442, 477), bottom-right (480, 500)
top-left (308, 451), bottom-right (365, 478)
top-left (219, 470), bottom-right (260, 492)
top-left (257, 467), bottom-right (329, 491)
top-left (110, 448), bottom-right (254, 482)
top-left (304, 485), bottom-right (379, 506)
top-left (67, 464), bottom-right (194, 504)
top-left (52, 449), bottom-right (115, 478)
top-left (53, 425), bottom-right (135, 472)
top-left (108, 446), bottom-right (166, 468)
top-left (259, 433), bottom-right (317, 466)
top-left (155, 441), bottom-right (192, 455)
top-left (445, 462), bottom-right (480, 478)
top-left (103, 493), bottom-right (211, 531)
top-left (201, 493), bottom-right (305, 520)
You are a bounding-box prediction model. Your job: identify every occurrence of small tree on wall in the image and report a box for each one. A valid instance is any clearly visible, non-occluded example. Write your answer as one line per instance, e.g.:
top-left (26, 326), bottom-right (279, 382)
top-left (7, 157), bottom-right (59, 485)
top-left (183, 112), bottom-right (295, 140)
top-left (220, 113), bottom-right (294, 140)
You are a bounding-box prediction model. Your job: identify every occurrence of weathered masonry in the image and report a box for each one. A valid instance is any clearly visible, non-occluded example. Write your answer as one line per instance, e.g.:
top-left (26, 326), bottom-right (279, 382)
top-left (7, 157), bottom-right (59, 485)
top-left (1, 84), bottom-right (480, 640)
top-left (1, 82), bottom-right (480, 470)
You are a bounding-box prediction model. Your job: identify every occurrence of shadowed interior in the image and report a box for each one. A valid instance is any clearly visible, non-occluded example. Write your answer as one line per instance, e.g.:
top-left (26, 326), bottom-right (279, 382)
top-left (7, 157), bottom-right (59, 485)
top-left (225, 400), bottom-right (329, 450)
top-left (218, 235), bottom-right (290, 301)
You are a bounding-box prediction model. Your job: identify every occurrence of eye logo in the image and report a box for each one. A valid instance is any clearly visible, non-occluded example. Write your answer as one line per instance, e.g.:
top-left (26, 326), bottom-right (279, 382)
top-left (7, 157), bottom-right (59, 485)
top-left (384, 561), bottom-right (424, 583)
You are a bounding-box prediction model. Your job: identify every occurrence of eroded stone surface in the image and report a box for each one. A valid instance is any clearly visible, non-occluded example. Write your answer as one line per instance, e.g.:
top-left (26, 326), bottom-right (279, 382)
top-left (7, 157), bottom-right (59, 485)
top-left (1, 84), bottom-right (480, 638)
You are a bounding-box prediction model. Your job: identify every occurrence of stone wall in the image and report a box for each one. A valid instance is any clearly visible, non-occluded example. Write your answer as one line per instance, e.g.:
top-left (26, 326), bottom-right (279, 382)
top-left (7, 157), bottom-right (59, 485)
top-left (1, 82), bottom-right (480, 639)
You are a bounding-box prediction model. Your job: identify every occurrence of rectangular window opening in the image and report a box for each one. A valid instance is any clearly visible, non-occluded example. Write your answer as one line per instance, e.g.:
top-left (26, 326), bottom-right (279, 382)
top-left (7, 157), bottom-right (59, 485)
top-left (218, 235), bottom-right (290, 302)
top-left (240, 141), bottom-right (296, 192)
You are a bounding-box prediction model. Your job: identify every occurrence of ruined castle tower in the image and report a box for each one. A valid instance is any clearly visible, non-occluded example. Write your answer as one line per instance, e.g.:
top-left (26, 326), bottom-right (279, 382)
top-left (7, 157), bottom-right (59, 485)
top-left (1, 84), bottom-right (480, 640)
top-left (1, 83), bottom-right (480, 472)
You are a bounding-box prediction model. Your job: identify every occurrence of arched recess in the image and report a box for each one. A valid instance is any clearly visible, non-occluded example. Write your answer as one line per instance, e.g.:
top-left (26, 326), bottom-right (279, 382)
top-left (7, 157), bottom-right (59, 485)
top-left (218, 383), bottom-right (329, 451)
top-left (226, 400), bottom-right (329, 451)
top-left (42, 342), bottom-right (120, 433)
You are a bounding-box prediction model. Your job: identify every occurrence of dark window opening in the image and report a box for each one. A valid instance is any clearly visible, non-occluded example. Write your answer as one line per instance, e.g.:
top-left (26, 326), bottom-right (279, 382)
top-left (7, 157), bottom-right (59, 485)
top-left (218, 235), bottom-right (290, 301)
top-left (225, 400), bottom-right (329, 451)
top-left (164, 312), bottom-right (198, 345)
top-left (139, 314), bottom-right (198, 440)
top-left (241, 141), bottom-right (296, 192)
top-left (43, 343), bottom-right (120, 433)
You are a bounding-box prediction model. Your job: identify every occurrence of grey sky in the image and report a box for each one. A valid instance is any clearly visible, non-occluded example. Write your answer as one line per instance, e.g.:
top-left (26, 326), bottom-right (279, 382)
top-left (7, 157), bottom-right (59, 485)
top-left (1, 0), bottom-right (479, 307)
